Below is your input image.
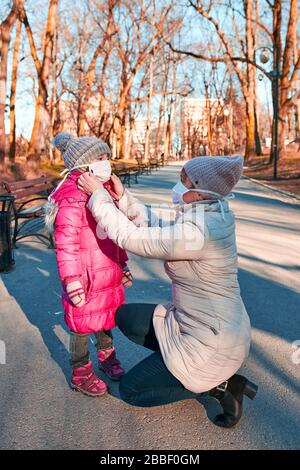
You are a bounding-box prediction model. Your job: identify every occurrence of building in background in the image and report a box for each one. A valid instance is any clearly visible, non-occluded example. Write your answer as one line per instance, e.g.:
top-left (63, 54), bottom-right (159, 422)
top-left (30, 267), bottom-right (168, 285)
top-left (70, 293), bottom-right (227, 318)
top-left (131, 118), bottom-right (160, 157)
top-left (180, 98), bottom-right (232, 159)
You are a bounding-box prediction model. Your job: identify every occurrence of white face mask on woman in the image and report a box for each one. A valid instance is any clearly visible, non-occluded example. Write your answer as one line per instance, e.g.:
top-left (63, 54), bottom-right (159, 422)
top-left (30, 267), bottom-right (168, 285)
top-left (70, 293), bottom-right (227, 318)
top-left (88, 160), bottom-right (111, 182)
top-left (172, 180), bottom-right (223, 205)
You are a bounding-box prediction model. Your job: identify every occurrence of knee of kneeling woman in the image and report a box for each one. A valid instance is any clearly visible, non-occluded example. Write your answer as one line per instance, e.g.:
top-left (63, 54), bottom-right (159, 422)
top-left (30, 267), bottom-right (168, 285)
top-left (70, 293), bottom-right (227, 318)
top-left (119, 375), bottom-right (139, 406)
top-left (115, 304), bottom-right (129, 331)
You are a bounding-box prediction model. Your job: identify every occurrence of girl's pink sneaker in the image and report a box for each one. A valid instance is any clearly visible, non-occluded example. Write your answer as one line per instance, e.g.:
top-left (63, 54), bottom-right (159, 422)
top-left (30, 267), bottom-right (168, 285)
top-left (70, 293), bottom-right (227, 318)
top-left (71, 360), bottom-right (108, 397)
top-left (98, 348), bottom-right (125, 381)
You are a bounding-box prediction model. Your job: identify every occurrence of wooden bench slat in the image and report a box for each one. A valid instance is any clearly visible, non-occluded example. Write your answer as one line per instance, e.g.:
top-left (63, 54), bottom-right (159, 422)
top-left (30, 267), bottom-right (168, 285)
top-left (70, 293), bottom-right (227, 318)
top-left (4, 177), bottom-right (53, 192)
top-left (12, 186), bottom-right (51, 200)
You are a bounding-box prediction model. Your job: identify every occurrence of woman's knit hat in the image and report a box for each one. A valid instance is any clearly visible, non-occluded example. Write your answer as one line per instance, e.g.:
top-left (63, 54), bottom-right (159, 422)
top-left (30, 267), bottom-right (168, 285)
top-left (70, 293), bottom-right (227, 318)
top-left (183, 156), bottom-right (244, 197)
top-left (52, 132), bottom-right (112, 170)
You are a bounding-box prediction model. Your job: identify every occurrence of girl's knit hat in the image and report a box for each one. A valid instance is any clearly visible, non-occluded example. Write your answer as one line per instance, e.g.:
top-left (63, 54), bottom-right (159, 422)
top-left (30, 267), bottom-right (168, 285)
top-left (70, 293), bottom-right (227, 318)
top-left (183, 156), bottom-right (244, 197)
top-left (52, 132), bottom-right (112, 170)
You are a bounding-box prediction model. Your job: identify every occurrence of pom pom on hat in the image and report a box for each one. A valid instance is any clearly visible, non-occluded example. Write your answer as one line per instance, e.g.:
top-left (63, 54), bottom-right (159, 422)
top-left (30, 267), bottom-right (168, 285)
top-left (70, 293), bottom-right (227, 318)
top-left (52, 132), bottom-right (74, 153)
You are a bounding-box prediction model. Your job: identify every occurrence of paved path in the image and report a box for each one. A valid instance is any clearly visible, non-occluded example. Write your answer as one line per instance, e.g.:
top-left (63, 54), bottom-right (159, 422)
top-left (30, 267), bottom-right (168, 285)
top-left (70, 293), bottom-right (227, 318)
top-left (0, 164), bottom-right (299, 450)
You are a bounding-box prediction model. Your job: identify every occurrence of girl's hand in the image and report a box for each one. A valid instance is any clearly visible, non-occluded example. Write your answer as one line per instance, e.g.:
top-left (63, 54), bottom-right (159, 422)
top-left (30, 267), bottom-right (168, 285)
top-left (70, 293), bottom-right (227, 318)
top-left (121, 266), bottom-right (133, 288)
top-left (78, 172), bottom-right (104, 195)
top-left (105, 173), bottom-right (125, 201)
top-left (66, 281), bottom-right (86, 307)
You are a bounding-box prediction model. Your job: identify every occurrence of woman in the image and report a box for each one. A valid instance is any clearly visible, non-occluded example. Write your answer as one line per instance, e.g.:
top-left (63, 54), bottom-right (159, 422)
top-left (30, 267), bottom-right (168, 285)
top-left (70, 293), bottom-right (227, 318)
top-left (78, 156), bottom-right (258, 428)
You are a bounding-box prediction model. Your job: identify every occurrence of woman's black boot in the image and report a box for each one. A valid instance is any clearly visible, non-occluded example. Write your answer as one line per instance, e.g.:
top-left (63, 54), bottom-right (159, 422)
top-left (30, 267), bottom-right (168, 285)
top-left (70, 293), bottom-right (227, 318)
top-left (209, 374), bottom-right (258, 428)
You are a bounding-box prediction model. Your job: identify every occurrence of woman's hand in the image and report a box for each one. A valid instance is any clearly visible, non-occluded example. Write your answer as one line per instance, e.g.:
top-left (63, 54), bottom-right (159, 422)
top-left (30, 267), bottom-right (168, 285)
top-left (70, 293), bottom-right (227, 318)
top-left (78, 172), bottom-right (103, 195)
top-left (105, 173), bottom-right (125, 201)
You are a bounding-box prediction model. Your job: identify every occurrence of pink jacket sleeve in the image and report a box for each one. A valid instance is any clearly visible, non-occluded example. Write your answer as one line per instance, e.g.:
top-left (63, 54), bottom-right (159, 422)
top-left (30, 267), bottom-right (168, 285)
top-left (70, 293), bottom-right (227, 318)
top-left (119, 248), bottom-right (128, 269)
top-left (54, 202), bottom-right (84, 286)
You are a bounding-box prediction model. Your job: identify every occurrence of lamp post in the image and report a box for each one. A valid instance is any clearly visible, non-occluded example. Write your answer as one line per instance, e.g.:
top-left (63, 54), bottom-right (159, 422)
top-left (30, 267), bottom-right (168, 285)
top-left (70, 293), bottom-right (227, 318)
top-left (255, 45), bottom-right (280, 180)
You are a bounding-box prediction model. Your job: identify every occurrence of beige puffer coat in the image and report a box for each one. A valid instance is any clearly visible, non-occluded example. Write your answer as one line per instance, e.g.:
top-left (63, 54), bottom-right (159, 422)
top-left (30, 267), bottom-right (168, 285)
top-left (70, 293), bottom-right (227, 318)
top-left (88, 188), bottom-right (251, 393)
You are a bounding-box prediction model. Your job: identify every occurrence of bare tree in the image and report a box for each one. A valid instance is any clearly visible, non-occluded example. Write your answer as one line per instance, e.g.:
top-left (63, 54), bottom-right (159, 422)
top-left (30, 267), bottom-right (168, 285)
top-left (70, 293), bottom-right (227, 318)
top-left (21, 0), bottom-right (58, 165)
top-left (161, 1), bottom-right (260, 161)
top-left (270, 0), bottom-right (299, 160)
top-left (0, 0), bottom-right (25, 163)
top-left (77, 0), bottom-right (118, 136)
top-left (9, 17), bottom-right (22, 161)
top-left (108, 0), bottom-right (175, 159)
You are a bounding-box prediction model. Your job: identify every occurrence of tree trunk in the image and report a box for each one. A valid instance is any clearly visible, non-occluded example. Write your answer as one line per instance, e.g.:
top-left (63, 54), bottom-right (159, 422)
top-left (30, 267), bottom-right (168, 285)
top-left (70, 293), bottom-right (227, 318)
top-left (245, 95), bottom-right (256, 160)
top-left (155, 98), bottom-right (164, 156)
top-left (117, 106), bottom-right (130, 160)
top-left (123, 109), bottom-right (131, 160)
top-left (144, 53), bottom-right (154, 161)
top-left (77, 70), bottom-right (85, 136)
top-left (268, 0), bottom-right (299, 163)
top-left (27, 0), bottom-right (58, 164)
top-left (254, 103), bottom-right (262, 156)
top-left (78, 102), bottom-right (86, 136)
top-left (48, 23), bottom-right (58, 163)
top-left (110, 73), bottom-right (135, 158)
top-left (29, 85), bottom-right (48, 162)
top-left (269, 0), bottom-right (282, 163)
top-left (164, 112), bottom-right (171, 158)
top-left (277, 114), bottom-right (286, 163)
top-left (98, 52), bottom-right (110, 138)
top-left (156, 60), bottom-right (169, 157)
top-left (205, 86), bottom-right (212, 154)
top-left (253, 0), bottom-right (262, 156)
top-left (0, 1), bottom-right (24, 163)
top-left (167, 62), bottom-right (177, 158)
top-left (244, 0), bottom-right (257, 161)
top-left (116, 118), bottom-right (122, 159)
top-left (9, 18), bottom-right (21, 162)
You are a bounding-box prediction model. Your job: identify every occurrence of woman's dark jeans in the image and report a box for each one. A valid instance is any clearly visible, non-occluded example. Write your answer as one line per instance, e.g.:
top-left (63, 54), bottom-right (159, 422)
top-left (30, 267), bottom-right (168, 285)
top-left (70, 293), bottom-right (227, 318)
top-left (70, 330), bottom-right (113, 369)
top-left (116, 303), bottom-right (201, 407)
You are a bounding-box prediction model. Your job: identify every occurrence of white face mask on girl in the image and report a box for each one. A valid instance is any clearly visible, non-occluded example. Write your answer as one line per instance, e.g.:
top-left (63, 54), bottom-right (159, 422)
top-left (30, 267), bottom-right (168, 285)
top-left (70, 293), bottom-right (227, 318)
top-left (172, 180), bottom-right (223, 205)
top-left (50, 159), bottom-right (112, 198)
top-left (88, 160), bottom-right (111, 182)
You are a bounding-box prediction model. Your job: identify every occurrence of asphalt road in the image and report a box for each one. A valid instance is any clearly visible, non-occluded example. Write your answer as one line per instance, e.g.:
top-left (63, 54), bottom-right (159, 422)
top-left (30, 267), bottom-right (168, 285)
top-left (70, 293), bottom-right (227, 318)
top-left (0, 164), bottom-right (299, 450)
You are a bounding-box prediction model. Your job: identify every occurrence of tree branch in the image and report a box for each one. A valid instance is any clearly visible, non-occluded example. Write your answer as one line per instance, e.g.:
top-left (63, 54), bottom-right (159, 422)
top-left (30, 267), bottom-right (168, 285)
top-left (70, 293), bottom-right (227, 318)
top-left (20, 7), bottom-right (42, 76)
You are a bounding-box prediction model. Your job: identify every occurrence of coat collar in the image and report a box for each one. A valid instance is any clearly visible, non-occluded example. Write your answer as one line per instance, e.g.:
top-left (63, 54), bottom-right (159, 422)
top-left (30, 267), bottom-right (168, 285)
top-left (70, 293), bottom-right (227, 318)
top-left (177, 198), bottom-right (230, 216)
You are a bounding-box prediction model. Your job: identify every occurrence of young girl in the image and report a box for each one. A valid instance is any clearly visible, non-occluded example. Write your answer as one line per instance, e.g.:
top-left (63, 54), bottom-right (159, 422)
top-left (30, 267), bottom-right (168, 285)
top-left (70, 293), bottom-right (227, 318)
top-left (45, 132), bottom-right (132, 397)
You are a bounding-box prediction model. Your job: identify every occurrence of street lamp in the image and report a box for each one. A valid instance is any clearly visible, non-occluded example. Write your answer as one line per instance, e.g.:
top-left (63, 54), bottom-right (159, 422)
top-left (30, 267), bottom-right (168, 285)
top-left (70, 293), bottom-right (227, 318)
top-left (255, 45), bottom-right (280, 180)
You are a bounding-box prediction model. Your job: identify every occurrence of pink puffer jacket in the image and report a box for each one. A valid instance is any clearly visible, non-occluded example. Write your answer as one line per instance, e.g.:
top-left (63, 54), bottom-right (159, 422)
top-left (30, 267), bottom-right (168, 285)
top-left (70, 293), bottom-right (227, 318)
top-left (51, 172), bottom-right (127, 334)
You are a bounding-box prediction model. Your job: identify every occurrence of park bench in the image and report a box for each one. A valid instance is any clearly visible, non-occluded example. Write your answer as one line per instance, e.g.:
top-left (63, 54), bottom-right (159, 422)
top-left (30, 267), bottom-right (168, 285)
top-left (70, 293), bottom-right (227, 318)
top-left (0, 176), bottom-right (56, 248)
top-left (149, 158), bottom-right (160, 170)
top-left (135, 157), bottom-right (151, 175)
top-left (112, 162), bottom-right (138, 187)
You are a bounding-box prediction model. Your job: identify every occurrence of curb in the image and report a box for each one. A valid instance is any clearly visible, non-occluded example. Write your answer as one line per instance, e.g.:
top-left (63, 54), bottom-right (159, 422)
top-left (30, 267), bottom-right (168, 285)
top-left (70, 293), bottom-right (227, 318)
top-left (243, 175), bottom-right (300, 204)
